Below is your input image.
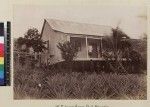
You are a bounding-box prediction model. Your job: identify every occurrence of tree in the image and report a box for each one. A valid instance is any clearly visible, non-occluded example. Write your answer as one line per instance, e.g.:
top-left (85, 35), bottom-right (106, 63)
top-left (16, 28), bottom-right (47, 67)
top-left (57, 41), bottom-right (79, 70)
top-left (24, 28), bottom-right (47, 53)
top-left (103, 27), bottom-right (145, 74)
top-left (24, 28), bottom-right (41, 40)
top-left (102, 27), bottom-right (131, 73)
top-left (16, 28), bottom-right (47, 53)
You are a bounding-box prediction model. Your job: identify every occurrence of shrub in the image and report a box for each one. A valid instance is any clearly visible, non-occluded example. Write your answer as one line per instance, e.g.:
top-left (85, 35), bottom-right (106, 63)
top-left (57, 41), bottom-right (78, 62)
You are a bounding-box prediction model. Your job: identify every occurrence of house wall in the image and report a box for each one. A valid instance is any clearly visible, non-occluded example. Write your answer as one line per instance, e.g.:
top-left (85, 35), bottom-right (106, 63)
top-left (41, 20), bottom-right (52, 64)
top-left (52, 31), bottom-right (68, 63)
top-left (41, 20), bottom-right (65, 64)
top-left (42, 21), bottom-right (71, 64)
top-left (42, 20), bottom-right (53, 54)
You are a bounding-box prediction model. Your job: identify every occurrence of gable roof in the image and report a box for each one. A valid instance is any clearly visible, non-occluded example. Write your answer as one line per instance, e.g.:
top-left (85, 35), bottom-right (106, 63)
top-left (45, 19), bottom-right (112, 36)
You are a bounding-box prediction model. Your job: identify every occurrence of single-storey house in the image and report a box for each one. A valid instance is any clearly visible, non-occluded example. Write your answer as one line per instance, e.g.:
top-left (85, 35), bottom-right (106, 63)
top-left (41, 19), bottom-right (112, 65)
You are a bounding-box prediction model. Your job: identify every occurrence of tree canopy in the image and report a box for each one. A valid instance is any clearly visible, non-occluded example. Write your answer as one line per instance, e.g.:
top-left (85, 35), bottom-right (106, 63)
top-left (17, 28), bottom-right (47, 53)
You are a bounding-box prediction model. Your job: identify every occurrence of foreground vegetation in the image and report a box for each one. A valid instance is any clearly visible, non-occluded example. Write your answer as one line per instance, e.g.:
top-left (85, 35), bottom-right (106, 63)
top-left (14, 64), bottom-right (147, 100)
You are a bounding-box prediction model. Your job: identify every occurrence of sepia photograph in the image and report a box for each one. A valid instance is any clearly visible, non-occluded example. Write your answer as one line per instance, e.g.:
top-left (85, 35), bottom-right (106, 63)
top-left (13, 5), bottom-right (147, 100)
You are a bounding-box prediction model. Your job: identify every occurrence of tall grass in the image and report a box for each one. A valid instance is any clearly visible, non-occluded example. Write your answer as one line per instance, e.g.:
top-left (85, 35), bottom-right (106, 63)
top-left (14, 64), bottom-right (147, 100)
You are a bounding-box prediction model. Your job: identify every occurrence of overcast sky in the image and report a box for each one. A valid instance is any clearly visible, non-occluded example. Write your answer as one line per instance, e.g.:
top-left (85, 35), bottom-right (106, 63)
top-left (13, 5), bottom-right (147, 39)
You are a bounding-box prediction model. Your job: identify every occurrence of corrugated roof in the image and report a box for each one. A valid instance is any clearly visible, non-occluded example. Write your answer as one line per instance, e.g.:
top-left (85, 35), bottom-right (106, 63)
top-left (45, 19), bottom-right (112, 36)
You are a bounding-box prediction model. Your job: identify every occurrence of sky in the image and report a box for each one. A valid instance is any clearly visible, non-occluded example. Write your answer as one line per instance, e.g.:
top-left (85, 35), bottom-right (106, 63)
top-left (13, 5), bottom-right (147, 39)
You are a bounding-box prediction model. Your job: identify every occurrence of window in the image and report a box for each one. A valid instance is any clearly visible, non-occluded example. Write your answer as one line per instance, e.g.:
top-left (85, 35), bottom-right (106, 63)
top-left (44, 40), bottom-right (49, 53)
